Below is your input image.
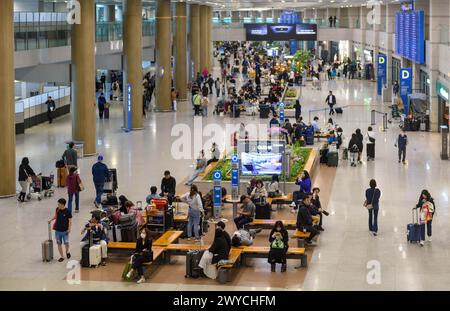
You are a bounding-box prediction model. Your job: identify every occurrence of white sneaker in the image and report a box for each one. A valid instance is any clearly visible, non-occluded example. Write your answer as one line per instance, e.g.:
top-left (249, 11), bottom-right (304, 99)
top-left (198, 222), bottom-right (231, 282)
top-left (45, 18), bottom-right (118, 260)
top-left (427, 237), bottom-right (432, 242)
top-left (420, 241), bottom-right (425, 247)
top-left (126, 269), bottom-right (134, 279)
top-left (136, 276), bottom-right (146, 284)
top-left (186, 237), bottom-right (192, 241)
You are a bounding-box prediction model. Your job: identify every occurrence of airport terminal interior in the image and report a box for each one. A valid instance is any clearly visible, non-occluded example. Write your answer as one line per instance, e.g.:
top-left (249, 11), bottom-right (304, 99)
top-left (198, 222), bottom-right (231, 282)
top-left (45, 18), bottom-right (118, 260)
top-left (1, 0), bottom-right (450, 291)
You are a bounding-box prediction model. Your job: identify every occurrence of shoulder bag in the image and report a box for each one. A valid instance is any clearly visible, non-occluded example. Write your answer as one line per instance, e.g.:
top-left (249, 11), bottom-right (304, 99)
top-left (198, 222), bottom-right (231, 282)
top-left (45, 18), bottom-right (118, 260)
top-left (363, 189), bottom-right (377, 210)
top-left (76, 175), bottom-right (85, 192)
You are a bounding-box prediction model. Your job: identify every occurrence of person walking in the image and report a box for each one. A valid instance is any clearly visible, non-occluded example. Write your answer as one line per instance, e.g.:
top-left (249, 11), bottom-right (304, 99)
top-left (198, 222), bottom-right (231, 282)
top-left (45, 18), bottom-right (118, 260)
top-left (91, 155), bottom-right (109, 208)
top-left (333, 16), bottom-right (337, 27)
top-left (366, 126), bottom-right (376, 161)
top-left (215, 78), bottom-right (221, 97)
top-left (171, 88), bottom-right (178, 112)
top-left (415, 190), bottom-right (435, 246)
top-left (17, 157), bottom-right (36, 203)
top-left (46, 96), bottom-right (56, 124)
top-left (193, 92), bottom-right (202, 116)
top-left (325, 91), bottom-right (336, 115)
top-left (328, 16), bottom-right (333, 28)
top-left (396, 130), bottom-right (408, 164)
top-left (294, 99), bottom-right (302, 121)
top-left (66, 167), bottom-right (83, 213)
top-left (355, 129), bottom-right (364, 164)
top-left (201, 96), bottom-right (209, 117)
top-left (97, 93), bottom-right (107, 119)
top-left (365, 179), bottom-right (381, 236)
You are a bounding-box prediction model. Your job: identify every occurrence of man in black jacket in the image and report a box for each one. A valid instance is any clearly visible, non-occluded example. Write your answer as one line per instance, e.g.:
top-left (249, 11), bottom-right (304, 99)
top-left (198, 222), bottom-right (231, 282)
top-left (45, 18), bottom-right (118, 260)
top-left (296, 194), bottom-right (320, 244)
top-left (46, 96), bottom-right (56, 124)
top-left (325, 91), bottom-right (336, 115)
top-left (160, 170), bottom-right (176, 205)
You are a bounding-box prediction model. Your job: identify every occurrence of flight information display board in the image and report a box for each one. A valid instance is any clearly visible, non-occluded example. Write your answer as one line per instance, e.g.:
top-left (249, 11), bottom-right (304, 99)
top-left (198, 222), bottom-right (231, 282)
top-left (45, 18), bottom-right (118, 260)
top-left (245, 23), bottom-right (317, 41)
top-left (395, 10), bottom-right (425, 64)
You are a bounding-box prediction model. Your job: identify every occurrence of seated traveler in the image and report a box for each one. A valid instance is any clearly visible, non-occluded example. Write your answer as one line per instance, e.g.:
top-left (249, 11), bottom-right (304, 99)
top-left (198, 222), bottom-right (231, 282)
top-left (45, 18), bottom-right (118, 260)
top-left (234, 195), bottom-right (256, 229)
top-left (296, 194), bottom-right (320, 245)
top-left (80, 215), bottom-right (108, 266)
top-left (199, 228), bottom-right (230, 279)
top-left (268, 220), bottom-right (289, 272)
top-left (146, 186), bottom-right (161, 204)
top-left (126, 228), bottom-right (153, 284)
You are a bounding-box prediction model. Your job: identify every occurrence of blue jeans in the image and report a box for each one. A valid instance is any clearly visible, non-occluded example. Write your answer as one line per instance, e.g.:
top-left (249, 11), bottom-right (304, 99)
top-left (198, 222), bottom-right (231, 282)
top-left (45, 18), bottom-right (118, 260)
top-left (368, 204), bottom-right (379, 233)
top-left (187, 169), bottom-right (203, 185)
top-left (55, 230), bottom-right (69, 245)
top-left (94, 183), bottom-right (104, 204)
top-left (202, 107), bottom-right (208, 117)
top-left (68, 192), bottom-right (80, 212)
top-left (187, 208), bottom-right (201, 238)
top-left (420, 221), bottom-right (433, 240)
top-left (234, 215), bottom-right (253, 230)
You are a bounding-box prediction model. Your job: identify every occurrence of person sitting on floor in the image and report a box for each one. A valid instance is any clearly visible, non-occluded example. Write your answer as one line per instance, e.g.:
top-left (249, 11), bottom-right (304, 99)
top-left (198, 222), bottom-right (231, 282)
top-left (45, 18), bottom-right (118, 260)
top-left (80, 215), bottom-right (108, 266)
top-left (234, 195), bottom-right (256, 229)
top-left (126, 227), bottom-right (153, 284)
top-left (268, 220), bottom-right (289, 273)
top-left (145, 186), bottom-right (161, 204)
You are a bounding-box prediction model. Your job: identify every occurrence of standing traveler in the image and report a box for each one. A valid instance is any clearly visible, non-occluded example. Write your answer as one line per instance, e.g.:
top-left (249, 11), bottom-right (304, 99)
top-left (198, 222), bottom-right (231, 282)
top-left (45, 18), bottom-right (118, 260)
top-left (333, 16), bottom-right (337, 27)
top-left (215, 78), bottom-right (221, 97)
top-left (178, 185), bottom-right (204, 242)
top-left (296, 194), bottom-right (320, 245)
top-left (66, 167), bottom-right (83, 213)
top-left (325, 91), bottom-right (336, 115)
top-left (202, 83), bottom-right (209, 97)
top-left (396, 130), bottom-right (408, 164)
top-left (126, 228), bottom-right (153, 284)
top-left (48, 198), bottom-right (72, 262)
top-left (193, 92), bottom-right (202, 116)
top-left (328, 16), bottom-right (333, 28)
top-left (364, 179), bottom-right (381, 236)
top-left (393, 81), bottom-right (399, 97)
top-left (348, 133), bottom-right (360, 167)
top-left (62, 142), bottom-right (78, 171)
top-left (18, 157), bottom-right (36, 203)
top-left (355, 129), bottom-right (364, 163)
top-left (366, 126), bottom-right (376, 161)
top-left (201, 96), bottom-right (209, 117)
top-left (160, 170), bottom-right (176, 205)
top-left (46, 96), bottom-right (56, 124)
top-left (97, 93), bottom-right (107, 119)
top-left (294, 100), bottom-right (302, 121)
top-left (92, 155), bottom-right (109, 208)
top-left (268, 221), bottom-right (289, 272)
top-left (234, 195), bottom-right (256, 229)
top-left (207, 75), bottom-right (214, 94)
top-left (415, 190), bottom-right (435, 246)
top-left (171, 88), bottom-right (178, 112)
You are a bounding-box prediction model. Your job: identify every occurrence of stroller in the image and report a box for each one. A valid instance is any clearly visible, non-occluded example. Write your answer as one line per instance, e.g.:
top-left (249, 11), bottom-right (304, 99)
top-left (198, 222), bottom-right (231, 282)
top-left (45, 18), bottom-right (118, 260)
top-left (28, 174), bottom-right (55, 201)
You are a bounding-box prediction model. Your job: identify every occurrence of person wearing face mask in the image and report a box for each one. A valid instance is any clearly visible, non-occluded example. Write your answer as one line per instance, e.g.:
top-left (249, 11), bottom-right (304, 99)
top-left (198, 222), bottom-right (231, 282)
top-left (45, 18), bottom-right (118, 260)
top-left (177, 185), bottom-right (204, 242)
top-left (268, 221), bottom-right (289, 272)
top-left (126, 228), bottom-right (153, 284)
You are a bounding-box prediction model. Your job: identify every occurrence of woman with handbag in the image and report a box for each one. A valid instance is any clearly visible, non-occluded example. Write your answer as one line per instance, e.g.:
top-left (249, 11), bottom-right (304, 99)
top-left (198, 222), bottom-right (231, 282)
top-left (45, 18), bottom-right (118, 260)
top-left (125, 228), bottom-right (153, 284)
top-left (17, 157), bottom-right (36, 203)
top-left (66, 166), bottom-right (83, 213)
top-left (415, 190), bottom-right (435, 246)
top-left (364, 179), bottom-right (381, 236)
top-left (268, 221), bottom-right (289, 272)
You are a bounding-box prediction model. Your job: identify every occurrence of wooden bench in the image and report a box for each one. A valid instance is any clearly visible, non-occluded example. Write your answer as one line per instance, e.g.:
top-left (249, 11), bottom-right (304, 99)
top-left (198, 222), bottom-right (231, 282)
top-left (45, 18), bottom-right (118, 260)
top-left (292, 230), bottom-right (312, 248)
top-left (267, 193), bottom-right (293, 209)
top-left (108, 241), bottom-right (136, 250)
top-left (237, 246), bottom-right (307, 268)
top-left (217, 248), bottom-right (243, 284)
top-left (153, 230), bottom-right (183, 247)
top-left (244, 219), bottom-right (297, 230)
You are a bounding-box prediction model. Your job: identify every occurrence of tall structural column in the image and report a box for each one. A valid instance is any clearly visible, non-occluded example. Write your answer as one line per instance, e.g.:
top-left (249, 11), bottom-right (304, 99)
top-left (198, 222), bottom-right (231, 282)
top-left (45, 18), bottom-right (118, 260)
top-left (200, 5), bottom-right (209, 74)
top-left (155, 0), bottom-right (172, 111)
top-left (175, 2), bottom-right (187, 100)
top-left (124, 0), bottom-right (143, 128)
top-left (72, 0), bottom-right (96, 156)
top-left (207, 6), bottom-right (213, 71)
top-left (190, 4), bottom-right (200, 77)
top-left (0, 0), bottom-right (15, 197)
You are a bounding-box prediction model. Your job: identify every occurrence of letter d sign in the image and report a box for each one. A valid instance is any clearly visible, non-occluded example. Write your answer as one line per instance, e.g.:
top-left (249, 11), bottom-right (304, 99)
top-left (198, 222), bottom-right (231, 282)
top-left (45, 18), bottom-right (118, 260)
top-left (378, 56), bottom-right (385, 64)
top-left (401, 70), bottom-right (410, 79)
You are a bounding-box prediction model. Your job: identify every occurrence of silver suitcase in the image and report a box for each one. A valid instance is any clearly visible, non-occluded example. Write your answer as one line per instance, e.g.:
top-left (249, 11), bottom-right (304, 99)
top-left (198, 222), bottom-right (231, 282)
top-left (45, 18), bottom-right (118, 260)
top-left (42, 223), bottom-right (53, 262)
top-left (89, 244), bottom-right (102, 267)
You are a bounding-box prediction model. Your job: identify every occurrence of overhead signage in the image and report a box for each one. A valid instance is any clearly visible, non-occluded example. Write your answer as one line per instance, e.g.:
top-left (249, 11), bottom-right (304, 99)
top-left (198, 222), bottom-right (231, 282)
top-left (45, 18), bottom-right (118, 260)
top-left (400, 68), bottom-right (412, 114)
top-left (245, 23), bottom-right (317, 41)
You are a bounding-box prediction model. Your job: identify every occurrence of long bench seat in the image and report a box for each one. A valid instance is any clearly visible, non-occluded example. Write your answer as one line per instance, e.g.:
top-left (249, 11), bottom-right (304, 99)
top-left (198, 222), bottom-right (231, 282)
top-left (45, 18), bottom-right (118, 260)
top-left (244, 219), bottom-right (297, 230)
top-left (152, 230), bottom-right (183, 247)
top-left (236, 246), bottom-right (307, 268)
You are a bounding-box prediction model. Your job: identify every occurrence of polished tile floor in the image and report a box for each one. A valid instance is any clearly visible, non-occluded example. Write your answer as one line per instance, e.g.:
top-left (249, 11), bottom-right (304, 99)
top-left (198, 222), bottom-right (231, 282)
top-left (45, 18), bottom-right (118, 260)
top-left (1, 72), bottom-right (449, 291)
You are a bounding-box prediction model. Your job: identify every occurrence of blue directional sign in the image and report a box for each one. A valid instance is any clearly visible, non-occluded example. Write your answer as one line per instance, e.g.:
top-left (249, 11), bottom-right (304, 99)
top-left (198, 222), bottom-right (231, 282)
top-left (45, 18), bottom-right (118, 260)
top-left (213, 170), bottom-right (222, 208)
top-left (126, 83), bottom-right (132, 132)
top-left (213, 170), bottom-right (222, 181)
top-left (400, 68), bottom-right (412, 114)
top-left (279, 102), bottom-right (285, 124)
top-left (231, 155), bottom-right (239, 164)
top-left (377, 53), bottom-right (387, 96)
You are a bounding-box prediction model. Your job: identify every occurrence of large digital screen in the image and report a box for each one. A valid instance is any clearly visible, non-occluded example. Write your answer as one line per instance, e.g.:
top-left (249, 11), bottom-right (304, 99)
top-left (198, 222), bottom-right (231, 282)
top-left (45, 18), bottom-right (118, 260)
top-left (241, 152), bottom-right (283, 176)
top-left (245, 23), bottom-right (317, 41)
top-left (395, 10), bottom-right (425, 64)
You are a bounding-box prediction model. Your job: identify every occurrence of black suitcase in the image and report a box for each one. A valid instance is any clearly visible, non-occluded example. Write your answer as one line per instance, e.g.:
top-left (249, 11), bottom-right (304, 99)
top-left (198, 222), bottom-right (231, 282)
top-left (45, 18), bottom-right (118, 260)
top-left (335, 107), bottom-right (343, 114)
top-left (255, 203), bottom-right (271, 219)
top-left (120, 224), bottom-right (137, 242)
top-left (104, 108), bottom-right (110, 119)
top-left (306, 135), bottom-right (314, 145)
top-left (327, 151), bottom-right (339, 167)
top-left (80, 232), bottom-right (93, 268)
top-left (185, 250), bottom-right (205, 278)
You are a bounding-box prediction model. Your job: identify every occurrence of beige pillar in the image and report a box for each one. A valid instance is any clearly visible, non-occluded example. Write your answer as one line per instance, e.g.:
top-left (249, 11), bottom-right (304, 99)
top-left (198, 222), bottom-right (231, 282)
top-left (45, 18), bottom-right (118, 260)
top-left (190, 4), bottom-right (200, 77)
top-left (200, 5), bottom-right (209, 74)
top-left (155, 0), bottom-right (172, 111)
top-left (124, 0), bottom-right (143, 129)
top-left (207, 6), bottom-right (213, 71)
top-left (72, 0), bottom-right (96, 156)
top-left (0, 0), bottom-right (15, 197)
top-left (175, 2), bottom-right (187, 100)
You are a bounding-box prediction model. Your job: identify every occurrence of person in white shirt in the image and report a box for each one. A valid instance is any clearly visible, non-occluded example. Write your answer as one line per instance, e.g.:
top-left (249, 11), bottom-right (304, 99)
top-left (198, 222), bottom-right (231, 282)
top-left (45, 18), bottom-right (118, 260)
top-left (207, 142), bottom-right (221, 166)
top-left (311, 116), bottom-right (321, 133)
top-left (178, 185), bottom-right (204, 241)
top-left (365, 126), bottom-right (376, 161)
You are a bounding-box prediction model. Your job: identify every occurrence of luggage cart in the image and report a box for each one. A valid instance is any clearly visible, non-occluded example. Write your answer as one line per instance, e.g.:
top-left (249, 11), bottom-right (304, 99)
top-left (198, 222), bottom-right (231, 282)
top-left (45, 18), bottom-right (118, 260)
top-left (103, 168), bottom-right (118, 195)
top-left (27, 174), bottom-right (55, 201)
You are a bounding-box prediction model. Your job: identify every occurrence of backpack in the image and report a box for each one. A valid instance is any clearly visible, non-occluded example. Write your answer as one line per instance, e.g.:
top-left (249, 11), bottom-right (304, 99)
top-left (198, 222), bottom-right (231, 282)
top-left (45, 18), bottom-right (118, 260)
top-left (336, 134), bottom-right (342, 147)
top-left (350, 144), bottom-right (359, 153)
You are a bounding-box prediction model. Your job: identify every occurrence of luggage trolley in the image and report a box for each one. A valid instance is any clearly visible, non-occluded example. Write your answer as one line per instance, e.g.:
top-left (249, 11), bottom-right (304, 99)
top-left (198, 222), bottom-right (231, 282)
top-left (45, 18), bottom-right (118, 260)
top-left (103, 168), bottom-right (118, 195)
top-left (28, 174), bottom-right (55, 201)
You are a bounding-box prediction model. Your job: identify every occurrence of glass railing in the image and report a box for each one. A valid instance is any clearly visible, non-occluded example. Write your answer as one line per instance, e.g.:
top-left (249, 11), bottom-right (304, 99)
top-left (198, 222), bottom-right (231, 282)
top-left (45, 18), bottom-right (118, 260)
top-left (13, 12), bottom-right (156, 51)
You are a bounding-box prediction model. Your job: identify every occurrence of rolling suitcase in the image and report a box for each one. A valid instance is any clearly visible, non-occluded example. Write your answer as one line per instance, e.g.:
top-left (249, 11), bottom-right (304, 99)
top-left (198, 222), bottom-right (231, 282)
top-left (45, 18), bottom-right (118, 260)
top-left (342, 148), bottom-right (349, 160)
top-left (185, 250), bottom-right (205, 278)
top-left (57, 167), bottom-right (67, 187)
top-left (121, 223), bottom-right (137, 242)
top-left (108, 224), bottom-right (122, 242)
top-left (335, 107), bottom-right (343, 114)
top-left (89, 244), bottom-right (102, 267)
top-left (81, 232), bottom-right (93, 268)
top-left (306, 135), bottom-right (315, 145)
top-left (407, 208), bottom-right (421, 243)
top-left (41, 223), bottom-right (54, 262)
top-left (327, 151), bottom-right (339, 167)
top-left (104, 108), bottom-right (110, 119)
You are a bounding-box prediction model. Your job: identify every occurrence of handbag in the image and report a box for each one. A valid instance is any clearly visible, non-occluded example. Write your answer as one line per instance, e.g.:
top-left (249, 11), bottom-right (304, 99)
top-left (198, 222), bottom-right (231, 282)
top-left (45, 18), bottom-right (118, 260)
top-left (364, 189), bottom-right (377, 210)
top-left (77, 176), bottom-right (85, 192)
top-left (270, 238), bottom-right (285, 249)
top-left (121, 260), bottom-right (134, 281)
